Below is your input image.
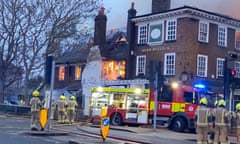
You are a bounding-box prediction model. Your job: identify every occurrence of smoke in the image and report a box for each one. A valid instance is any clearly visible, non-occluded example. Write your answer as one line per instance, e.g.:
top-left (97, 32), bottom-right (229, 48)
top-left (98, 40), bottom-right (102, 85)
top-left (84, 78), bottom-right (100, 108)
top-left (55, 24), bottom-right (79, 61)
top-left (171, 0), bottom-right (240, 19)
top-left (103, 0), bottom-right (151, 30)
top-left (103, 0), bottom-right (240, 30)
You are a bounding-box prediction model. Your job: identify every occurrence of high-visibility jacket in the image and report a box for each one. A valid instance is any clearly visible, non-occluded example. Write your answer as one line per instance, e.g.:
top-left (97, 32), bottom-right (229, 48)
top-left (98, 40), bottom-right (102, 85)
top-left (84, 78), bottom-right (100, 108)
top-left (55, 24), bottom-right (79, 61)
top-left (30, 97), bottom-right (42, 112)
top-left (67, 100), bottom-right (78, 111)
top-left (57, 100), bottom-right (67, 111)
top-left (195, 105), bottom-right (211, 126)
top-left (213, 107), bottom-right (230, 126)
top-left (234, 111), bottom-right (240, 128)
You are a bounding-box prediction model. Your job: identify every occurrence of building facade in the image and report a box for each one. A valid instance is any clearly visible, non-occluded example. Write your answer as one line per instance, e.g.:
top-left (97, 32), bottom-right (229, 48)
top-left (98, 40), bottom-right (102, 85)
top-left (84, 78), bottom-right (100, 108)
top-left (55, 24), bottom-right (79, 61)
top-left (128, 0), bottom-right (240, 94)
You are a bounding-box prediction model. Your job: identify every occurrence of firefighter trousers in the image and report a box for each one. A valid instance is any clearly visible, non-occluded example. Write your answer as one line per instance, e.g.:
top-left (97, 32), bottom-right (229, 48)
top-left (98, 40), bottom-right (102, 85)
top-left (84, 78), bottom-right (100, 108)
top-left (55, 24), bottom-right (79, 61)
top-left (31, 111), bottom-right (39, 129)
top-left (196, 126), bottom-right (209, 144)
top-left (237, 128), bottom-right (240, 144)
top-left (67, 110), bottom-right (76, 123)
top-left (214, 126), bottom-right (228, 144)
top-left (58, 110), bottom-right (66, 123)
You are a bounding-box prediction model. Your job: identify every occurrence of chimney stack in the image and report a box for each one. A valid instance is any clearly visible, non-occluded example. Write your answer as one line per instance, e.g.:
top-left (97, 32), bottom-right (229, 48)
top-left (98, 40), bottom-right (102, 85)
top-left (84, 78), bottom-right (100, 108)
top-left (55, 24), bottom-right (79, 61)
top-left (126, 2), bottom-right (137, 79)
top-left (152, 0), bottom-right (171, 13)
top-left (94, 7), bottom-right (107, 57)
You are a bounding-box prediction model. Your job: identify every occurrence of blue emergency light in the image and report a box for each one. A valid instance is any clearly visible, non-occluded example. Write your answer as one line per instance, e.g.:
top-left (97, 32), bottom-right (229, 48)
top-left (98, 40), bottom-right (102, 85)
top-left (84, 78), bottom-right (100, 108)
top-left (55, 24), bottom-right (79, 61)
top-left (194, 83), bottom-right (206, 89)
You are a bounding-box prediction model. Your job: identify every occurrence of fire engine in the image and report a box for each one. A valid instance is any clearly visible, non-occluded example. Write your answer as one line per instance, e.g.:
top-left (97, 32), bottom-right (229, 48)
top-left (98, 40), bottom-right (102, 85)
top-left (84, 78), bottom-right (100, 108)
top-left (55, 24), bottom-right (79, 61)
top-left (89, 80), bottom-right (216, 132)
top-left (150, 82), bottom-right (216, 132)
top-left (90, 87), bottom-right (150, 125)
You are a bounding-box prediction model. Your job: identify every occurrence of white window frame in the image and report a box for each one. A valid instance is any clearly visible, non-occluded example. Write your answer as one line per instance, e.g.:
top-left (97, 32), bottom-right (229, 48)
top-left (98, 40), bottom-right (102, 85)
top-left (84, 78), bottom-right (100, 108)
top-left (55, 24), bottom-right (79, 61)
top-left (234, 61), bottom-right (240, 78)
top-left (198, 21), bottom-right (209, 43)
top-left (236, 31), bottom-right (240, 49)
top-left (166, 19), bottom-right (177, 41)
top-left (216, 58), bottom-right (225, 78)
top-left (138, 25), bottom-right (148, 44)
top-left (164, 53), bottom-right (175, 75)
top-left (197, 54), bottom-right (208, 77)
top-left (136, 55), bottom-right (146, 76)
top-left (218, 26), bottom-right (227, 47)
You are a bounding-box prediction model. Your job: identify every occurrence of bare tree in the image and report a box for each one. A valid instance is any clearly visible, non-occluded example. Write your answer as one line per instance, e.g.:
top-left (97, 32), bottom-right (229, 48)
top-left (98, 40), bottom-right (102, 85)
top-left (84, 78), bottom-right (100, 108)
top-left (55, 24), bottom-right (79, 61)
top-left (0, 0), bottom-right (102, 103)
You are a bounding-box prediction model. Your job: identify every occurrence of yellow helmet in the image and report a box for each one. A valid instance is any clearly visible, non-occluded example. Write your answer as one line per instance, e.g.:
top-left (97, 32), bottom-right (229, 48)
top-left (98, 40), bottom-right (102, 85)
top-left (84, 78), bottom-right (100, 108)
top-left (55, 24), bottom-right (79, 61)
top-left (214, 100), bottom-right (218, 106)
top-left (200, 97), bottom-right (207, 105)
top-left (70, 96), bottom-right (75, 100)
top-left (60, 95), bottom-right (64, 100)
top-left (32, 90), bottom-right (39, 97)
top-left (236, 103), bottom-right (240, 110)
top-left (62, 96), bottom-right (66, 100)
top-left (218, 99), bottom-right (226, 106)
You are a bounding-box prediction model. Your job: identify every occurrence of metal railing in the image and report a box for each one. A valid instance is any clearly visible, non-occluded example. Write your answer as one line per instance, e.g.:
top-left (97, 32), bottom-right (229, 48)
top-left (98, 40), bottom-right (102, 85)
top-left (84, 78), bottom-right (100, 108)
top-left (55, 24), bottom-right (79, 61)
top-left (0, 104), bottom-right (30, 115)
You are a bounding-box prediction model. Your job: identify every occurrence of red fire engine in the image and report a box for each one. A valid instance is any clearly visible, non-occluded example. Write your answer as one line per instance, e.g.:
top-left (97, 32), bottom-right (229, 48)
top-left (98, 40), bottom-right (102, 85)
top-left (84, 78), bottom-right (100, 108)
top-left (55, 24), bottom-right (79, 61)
top-left (149, 82), bottom-right (217, 132)
top-left (89, 80), bottom-right (216, 132)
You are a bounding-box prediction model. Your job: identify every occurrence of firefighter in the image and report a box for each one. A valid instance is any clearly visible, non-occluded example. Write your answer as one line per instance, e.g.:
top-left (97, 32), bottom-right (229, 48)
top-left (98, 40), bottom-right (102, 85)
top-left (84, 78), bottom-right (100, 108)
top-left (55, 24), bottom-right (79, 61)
top-left (50, 99), bottom-right (56, 120)
top-left (195, 97), bottom-right (212, 144)
top-left (29, 90), bottom-right (42, 130)
top-left (56, 95), bottom-right (67, 124)
top-left (233, 103), bottom-right (240, 143)
top-left (212, 99), bottom-right (231, 144)
top-left (67, 95), bottom-right (78, 124)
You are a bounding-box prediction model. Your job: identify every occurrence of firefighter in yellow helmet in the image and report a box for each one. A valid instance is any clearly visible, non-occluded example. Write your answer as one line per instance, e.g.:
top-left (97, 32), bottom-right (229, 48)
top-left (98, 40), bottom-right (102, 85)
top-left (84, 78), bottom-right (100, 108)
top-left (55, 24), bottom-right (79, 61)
top-left (233, 103), bottom-right (240, 143)
top-left (56, 94), bottom-right (67, 124)
top-left (212, 99), bottom-right (231, 144)
top-left (67, 95), bottom-right (78, 124)
top-left (29, 90), bottom-right (42, 130)
top-left (195, 97), bottom-right (212, 144)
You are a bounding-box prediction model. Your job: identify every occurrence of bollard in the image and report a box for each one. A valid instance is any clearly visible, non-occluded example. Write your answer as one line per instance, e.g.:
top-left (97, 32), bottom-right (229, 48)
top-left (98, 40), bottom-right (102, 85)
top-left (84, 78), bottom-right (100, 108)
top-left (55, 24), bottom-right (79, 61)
top-left (100, 105), bottom-right (110, 141)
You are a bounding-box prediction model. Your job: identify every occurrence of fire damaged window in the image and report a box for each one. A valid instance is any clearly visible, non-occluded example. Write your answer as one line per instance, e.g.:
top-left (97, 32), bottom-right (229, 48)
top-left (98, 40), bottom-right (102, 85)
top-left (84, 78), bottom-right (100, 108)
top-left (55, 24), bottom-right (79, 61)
top-left (75, 65), bottom-right (81, 80)
top-left (58, 65), bottom-right (65, 80)
top-left (102, 60), bottom-right (126, 80)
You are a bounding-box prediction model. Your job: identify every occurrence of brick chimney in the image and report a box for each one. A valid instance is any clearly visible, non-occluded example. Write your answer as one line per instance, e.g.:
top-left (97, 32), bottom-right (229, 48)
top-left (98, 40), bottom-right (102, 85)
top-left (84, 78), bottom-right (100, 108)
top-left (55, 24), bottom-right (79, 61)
top-left (126, 2), bottom-right (137, 79)
top-left (94, 7), bottom-right (107, 57)
top-left (152, 0), bottom-right (171, 13)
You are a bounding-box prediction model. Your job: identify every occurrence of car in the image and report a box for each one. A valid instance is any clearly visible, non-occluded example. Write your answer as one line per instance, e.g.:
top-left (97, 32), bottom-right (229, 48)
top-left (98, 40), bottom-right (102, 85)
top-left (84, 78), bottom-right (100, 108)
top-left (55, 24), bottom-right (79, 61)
top-left (4, 100), bottom-right (19, 105)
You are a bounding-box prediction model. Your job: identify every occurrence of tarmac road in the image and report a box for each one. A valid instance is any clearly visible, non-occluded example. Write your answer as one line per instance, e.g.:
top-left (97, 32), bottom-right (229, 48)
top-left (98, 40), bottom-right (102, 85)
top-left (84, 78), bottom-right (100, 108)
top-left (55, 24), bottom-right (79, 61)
top-left (0, 114), bottom-right (237, 144)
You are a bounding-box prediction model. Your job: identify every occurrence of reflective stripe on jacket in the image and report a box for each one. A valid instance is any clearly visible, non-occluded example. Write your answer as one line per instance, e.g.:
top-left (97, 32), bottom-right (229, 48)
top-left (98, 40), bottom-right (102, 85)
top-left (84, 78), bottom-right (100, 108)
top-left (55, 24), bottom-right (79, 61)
top-left (67, 100), bottom-right (78, 111)
top-left (57, 100), bottom-right (67, 111)
top-left (195, 106), bottom-right (210, 126)
top-left (235, 112), bottom-right (240, 128)
top-left (30, 97), bottom-right (41, 112)
top-left (213, 107), bottom-right (230, 126)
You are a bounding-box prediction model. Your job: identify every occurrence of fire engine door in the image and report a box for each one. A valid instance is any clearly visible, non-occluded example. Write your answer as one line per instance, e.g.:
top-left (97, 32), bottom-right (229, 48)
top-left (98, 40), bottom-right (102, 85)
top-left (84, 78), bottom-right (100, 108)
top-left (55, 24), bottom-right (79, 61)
top-left (126, 94), bottom-right (148, 123)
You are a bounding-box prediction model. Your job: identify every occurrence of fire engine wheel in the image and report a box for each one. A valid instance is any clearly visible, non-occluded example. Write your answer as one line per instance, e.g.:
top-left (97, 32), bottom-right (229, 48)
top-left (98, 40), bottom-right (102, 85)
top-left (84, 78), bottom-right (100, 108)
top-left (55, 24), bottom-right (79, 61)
top-left (110, 113), bottom-right (122, 126)
top-left (171, 117), bottom-right (187, 132)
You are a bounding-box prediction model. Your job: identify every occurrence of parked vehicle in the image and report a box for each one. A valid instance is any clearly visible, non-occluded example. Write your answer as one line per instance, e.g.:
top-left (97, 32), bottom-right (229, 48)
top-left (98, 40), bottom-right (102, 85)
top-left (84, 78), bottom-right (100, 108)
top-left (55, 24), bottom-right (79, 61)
top-left (89, 80), bottom-right (216, 132)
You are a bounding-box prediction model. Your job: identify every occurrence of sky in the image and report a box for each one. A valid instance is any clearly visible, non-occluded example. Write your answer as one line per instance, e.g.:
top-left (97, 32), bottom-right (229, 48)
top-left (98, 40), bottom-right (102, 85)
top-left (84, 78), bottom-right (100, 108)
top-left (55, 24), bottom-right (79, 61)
top-left (102, 0), bottom-right (240, 31)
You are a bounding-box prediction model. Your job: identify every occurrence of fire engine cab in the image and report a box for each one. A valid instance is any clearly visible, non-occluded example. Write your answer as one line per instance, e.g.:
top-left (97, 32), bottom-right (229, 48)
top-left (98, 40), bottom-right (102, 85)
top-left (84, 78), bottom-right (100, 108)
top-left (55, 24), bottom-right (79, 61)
top-left (149, 82), bottom-right (216, 132)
